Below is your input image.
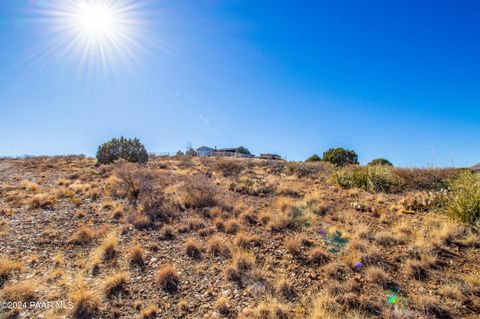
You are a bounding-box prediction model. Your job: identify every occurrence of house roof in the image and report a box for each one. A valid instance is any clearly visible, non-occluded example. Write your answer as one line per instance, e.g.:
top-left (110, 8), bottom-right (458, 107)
top-left (196, 146), bottom-right (214, 151)
top-left (217, 148), bottom-right (238, 152)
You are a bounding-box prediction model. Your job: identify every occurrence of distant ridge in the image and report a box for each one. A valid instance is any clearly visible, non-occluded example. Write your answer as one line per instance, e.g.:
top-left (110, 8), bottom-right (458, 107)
top-left (471, 163), bottom-right (480, 172)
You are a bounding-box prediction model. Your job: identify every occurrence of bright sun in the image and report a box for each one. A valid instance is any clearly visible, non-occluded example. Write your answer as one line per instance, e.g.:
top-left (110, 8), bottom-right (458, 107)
top-left (36, 0), bottom-right (150, 76)
top-left (74, 2), bottom-right (117, 39)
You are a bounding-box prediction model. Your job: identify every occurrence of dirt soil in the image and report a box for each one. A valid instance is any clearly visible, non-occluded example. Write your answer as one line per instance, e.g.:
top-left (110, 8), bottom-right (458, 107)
top-left (0, 156), bottom-right (479, 319)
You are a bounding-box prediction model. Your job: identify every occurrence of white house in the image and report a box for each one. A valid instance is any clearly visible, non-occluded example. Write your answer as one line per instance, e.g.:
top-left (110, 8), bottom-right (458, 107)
top-left (196, 146), bottom-right (215, 157)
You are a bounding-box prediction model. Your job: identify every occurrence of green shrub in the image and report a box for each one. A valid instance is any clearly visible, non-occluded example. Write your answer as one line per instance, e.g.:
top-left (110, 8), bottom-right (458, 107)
top-left (323, 148), bottom-right (358, 167)
top-left (334, 165), bottom-right (401, 193)
top-left (305, 154), bottom-right (322, 162)
top-left (368, 158), bottom-right (393, 166)
top-left (444, 172), bottom-right (480, 225)
top-left (236, 146), bottom-right (251, 156)
top-left (96, 137), bottom-right (148, 164)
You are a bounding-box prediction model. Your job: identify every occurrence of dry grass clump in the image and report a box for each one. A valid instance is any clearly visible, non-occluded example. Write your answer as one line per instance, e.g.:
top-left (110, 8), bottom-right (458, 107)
top-left (156, 265), bottom-right (180, 293)
top-left (184, 239), bottom-right (202, 260)
top-left (57, 177), bottom-right (70, 186)
top-left (257, 210), bottom-right (272, 225)
top-left (268, 197), bottom-right (315, 231)
top-left (230, 176), bottom-right (275, 197)
top-left (285, 238), bottom-right (303, 258)
top-left (70, 282), bottom-right (101, 319)
top-left (207, 235), bottom-right (232, 258)
top-left (462, 273), bottom-right (480, 295)
top-left (209, 206), bottom-right (224, 219)
top-left (215, 159), bottom-right (245, 177)
top-left (234, 231), bottom-right (261, 248)
top-left (69, 181), bottom-right (91, 194)
top-left (276, 278), bottom-right (295, 300)
top-left (214, 217), bottom-right (226, 231)
top-left (0, 219), bottom-right (7, 235)
top-left (140, 304), bottom-right (158, 319)
top-left (20, 179), bottom-right (39, 192)
top-left (323, 261), bottom-right (349, 281)
top-left (335, 292), bottom-right (382, 317)
top-left (178, 298), bottom-right (188, 311)
top-left (215, 296), bottom-right (230, 316)
top-left (267, 212), bottom-right (294, 232)
top-left (75, 209), bottom-right (86, 219)
top-left (374, 231), bottom-right (403, 247)
top-left (239, 209), bottom-right (258, 225)
top-left (186, 217), bottom-right (205, 231)
top-left (30, 193), bottom-right (56, 208)
top-left (29, 255), bottom-right (39, 266)
top-left (0, 258), bottom-right (23, 284)
top-left (232, 251), bottom-right (256, 272)
top-left (351, 224), bottom-right (372, 241)
top-left (308, 247), bottom-right (330, 265)
top-left (413, 294), bottom-right (450, 318)
top-left (310, 293), bottom-right (340, 319)
top-left (276, 180), bottom-right (303, 197)
top-left (68, 225), bottom-right (95, 245)
top-left (405, 259), bottom-right (428, 280)
top-left (178, 174), bottom-right (218, 208)
top-left (100, 232), bottom-right (118, 261)
top-left (102, 272), bottom-right (129, 297)
top-left (112, 204), bottom-right (125, 220)
top-left (431, 222), bottom-right (465, 245)
top-left (225, 219), bottom-right (240, 234)
top-left (393, 167), bottom-right (459, 191)
top-left (130, 212), bottom-right (151, 230)
top-left (304, 191), bottom-right (331, 215)
top-left (161, 225), bottom-right (176, 240)
top-left (198, 226), bottom-right (216, 237)
top-left (128, 243), bottom-right (145, 266)
top-left (286, 161), bottom-right (331, 178)
top-left (225, 251), bottom-right (256, 283)
top-left (1, 280), bottom-right (37, 302)
top-left (52, 253), bottom-right (63, 267)
top-left (242, 299), bottom-right (290, 319)
top-left (365, 266), bottom-right (388, 287)
top-left (439, 283), bottom-right (464, 301)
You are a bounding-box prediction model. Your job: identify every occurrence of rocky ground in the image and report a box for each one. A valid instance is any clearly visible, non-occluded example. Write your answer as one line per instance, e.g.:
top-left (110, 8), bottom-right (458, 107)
top-left (0, 156), bottom-right (479, 319)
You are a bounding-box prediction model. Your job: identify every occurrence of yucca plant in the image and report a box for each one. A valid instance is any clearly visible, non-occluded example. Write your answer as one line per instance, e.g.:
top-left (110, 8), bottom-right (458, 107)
top-left (334, 165), bottom-right (401, 193)
top-left (445, 172), bottom-right (480, 225)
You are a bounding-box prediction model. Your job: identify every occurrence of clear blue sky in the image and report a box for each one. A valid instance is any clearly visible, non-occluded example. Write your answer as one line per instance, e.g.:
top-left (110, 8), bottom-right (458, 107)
top-left (0, 0), bottom-right (479, 167)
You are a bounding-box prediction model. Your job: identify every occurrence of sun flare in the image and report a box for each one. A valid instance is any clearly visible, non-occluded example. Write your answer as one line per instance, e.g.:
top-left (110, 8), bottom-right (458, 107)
top-left (74, 2), bottom-right (117, 38)
top-left (35, 0), bottom-right (152, 78)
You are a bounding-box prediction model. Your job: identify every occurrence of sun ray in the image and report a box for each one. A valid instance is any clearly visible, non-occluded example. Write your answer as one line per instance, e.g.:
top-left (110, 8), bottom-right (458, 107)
top-left (30, 0), bottom-right (154, 84)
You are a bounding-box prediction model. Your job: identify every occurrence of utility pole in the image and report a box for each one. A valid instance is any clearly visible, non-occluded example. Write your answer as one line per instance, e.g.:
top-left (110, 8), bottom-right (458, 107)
top-left (431, 147), bottom-right (435, 168)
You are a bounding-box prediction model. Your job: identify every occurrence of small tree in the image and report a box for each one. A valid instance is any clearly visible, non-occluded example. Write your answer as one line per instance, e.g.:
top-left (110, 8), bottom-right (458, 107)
top-left (323, 148), bottom-right (358, 167)
top-left (368, 158), bottom-right (393, 166)
top-left (96, 137), bottom-right (148, 164)
top-left (236, 146), bottom-right (251, 156)
top-left (186, 148), bottom-right (196, 157)
top-left (305, 154), bottom-right (322, 162)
